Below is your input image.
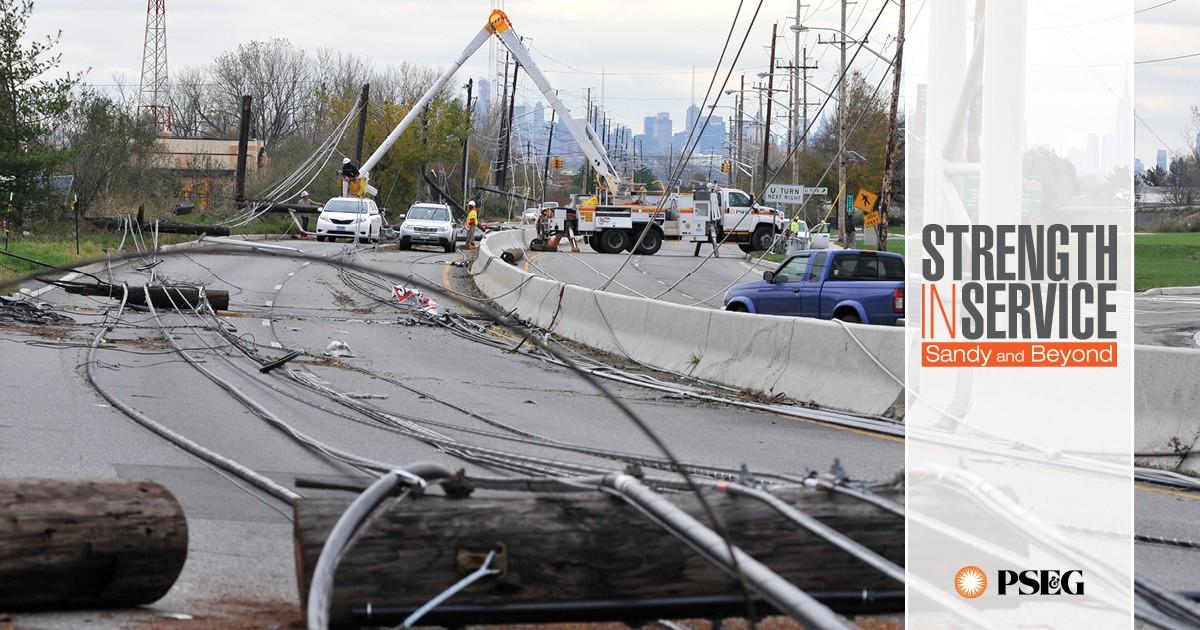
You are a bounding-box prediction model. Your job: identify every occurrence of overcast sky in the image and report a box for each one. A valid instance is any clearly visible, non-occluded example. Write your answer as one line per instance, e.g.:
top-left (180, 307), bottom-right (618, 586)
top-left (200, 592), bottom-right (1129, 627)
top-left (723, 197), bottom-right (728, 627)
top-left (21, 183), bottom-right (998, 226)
top-left (21, 1), bottom-right (1186, 166)
top-left (1135, 0), bottom-right (1200, 164)
top-left (26, 0), bottom-right (898, 137)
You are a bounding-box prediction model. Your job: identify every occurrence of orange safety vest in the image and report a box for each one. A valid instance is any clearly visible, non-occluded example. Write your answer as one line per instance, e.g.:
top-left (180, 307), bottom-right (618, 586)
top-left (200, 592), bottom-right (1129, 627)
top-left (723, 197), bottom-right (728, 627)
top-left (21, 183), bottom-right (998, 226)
top-left (466, 209), bottom-right (478, 227)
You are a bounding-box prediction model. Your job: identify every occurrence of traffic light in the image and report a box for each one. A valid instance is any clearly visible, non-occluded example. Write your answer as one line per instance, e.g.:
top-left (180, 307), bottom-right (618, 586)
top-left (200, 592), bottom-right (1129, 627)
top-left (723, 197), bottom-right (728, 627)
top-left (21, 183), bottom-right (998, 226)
top-left (551, 157), bottom-right (564, 169)
top-left (720, 160), bottom-right (732, 174)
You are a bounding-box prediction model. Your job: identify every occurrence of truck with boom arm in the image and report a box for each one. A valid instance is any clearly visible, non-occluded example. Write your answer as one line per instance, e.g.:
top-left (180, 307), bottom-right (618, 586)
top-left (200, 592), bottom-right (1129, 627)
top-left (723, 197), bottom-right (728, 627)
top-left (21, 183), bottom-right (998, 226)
top-left (352, 10), bottom-right (781, 255)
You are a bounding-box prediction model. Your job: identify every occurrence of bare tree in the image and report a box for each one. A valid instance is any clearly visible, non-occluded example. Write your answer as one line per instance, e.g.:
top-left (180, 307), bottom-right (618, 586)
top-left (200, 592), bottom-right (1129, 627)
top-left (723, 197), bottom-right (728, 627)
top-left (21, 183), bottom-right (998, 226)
top-left (168, 66), bottom-right (222, 137)
top-left (210, 39), bottom-right (313, 147)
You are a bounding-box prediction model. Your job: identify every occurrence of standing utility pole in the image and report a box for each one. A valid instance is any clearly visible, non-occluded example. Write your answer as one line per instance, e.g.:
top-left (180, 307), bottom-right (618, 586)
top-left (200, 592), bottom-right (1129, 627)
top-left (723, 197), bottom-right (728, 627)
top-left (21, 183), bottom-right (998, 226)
top-left (542, 98), bottom-right (556, 204)
top-left (462, 79), bottom-right (473, 206)
top-left (139, 0), bottom-right (172, 133)
top-left (735, 75), bottom-right (744, 189)
top-left (837, 0), bottom-right (848, 245)
top-left (878, 0), bottom-right (904, 252)
top-left (498, 54), bottom-right (520, 189)
top-left (761, 23), bottom-right (778, 193)
top-left (234, 96), bottom-right (252, 207)
top-left (353, 83), bottom-right (370, 164)
top-left (584, 88), bottom-right (592, 194)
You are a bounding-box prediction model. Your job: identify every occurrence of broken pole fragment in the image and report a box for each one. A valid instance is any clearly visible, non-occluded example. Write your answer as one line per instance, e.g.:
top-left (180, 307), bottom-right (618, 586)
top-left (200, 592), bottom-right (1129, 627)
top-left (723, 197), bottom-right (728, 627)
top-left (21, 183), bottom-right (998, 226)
top-left (0, 479), bottom-right (188, 610)
top-left (500, 248), bottom-right (525, 265)
top-left (293, 485), bottom-right (903, 626)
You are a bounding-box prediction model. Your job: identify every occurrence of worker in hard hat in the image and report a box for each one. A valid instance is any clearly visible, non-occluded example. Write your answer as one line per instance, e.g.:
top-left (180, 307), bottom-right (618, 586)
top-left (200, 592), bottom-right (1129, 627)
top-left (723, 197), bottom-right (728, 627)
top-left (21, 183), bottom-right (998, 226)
top-left (298, 191), bottom-right (316, 238)
top-left (465, 201), bottom-right (479, 251)
top-left (340, 157), bottom-right (360, 180)
top-left (788, 216), bottom-right (801, 239)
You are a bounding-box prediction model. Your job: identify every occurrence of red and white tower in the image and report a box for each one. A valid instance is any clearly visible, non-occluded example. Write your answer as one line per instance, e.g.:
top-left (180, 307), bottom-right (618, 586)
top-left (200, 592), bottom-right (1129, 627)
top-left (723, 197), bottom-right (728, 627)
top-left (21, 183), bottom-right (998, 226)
top-left (138, 0), bottom-right (171, 134)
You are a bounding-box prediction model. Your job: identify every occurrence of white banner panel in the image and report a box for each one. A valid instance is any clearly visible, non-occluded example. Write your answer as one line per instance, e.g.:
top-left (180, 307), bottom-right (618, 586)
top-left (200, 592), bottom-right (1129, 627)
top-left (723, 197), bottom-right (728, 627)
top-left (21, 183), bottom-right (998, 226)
top-left (906, 1), bottom-right (1133, 627)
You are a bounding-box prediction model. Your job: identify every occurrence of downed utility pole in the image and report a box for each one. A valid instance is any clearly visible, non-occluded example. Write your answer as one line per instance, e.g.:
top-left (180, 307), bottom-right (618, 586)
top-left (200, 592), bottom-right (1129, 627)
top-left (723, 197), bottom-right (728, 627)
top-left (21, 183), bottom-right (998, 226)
top-left (0, 479), bottom-right (187, 610)
top-left (86, 216), bottom-right (231, 237)
top-left (54, 279), bottom-right (230, 312)
top-left (294, 483), bottom-right (902, 626)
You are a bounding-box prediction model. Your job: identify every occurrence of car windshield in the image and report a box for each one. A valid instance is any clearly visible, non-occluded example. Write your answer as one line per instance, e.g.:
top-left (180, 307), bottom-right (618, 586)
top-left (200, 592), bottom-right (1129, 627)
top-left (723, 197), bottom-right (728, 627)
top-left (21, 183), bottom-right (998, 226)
top-left (408, 206), bottom-right (449, 221)
top-left (324, 198), bottom-right (371, 214)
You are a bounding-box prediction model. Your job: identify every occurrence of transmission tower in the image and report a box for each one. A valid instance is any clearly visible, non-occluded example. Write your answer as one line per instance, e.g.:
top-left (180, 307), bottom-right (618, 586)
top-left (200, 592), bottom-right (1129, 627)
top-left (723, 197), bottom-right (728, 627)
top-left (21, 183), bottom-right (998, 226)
top-left (139, 0), bottom-right (171, 134)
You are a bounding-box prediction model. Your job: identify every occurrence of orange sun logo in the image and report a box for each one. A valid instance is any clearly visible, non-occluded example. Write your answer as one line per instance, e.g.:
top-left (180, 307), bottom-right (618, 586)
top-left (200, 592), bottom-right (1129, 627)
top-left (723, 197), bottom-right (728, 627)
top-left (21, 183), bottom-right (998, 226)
top-left (954, 565), bottom-right (987, 599)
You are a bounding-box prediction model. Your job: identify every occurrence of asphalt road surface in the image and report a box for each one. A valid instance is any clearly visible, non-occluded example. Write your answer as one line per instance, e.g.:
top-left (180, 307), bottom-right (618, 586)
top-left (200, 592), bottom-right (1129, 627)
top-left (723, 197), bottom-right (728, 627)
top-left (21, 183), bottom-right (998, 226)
top-left (2, 236), bottom-right (1196, 628)
top-left (522, 238), bottom-right (777, 309)
top-left (1135, 290), bottom-right (1200, 347)
top-left (0, 237), bottom-right (901, 627)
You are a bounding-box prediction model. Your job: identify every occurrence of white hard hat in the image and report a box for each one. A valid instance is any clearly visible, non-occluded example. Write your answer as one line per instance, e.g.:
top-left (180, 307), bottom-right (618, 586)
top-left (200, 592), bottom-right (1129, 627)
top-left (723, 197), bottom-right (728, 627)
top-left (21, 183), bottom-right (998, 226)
top-left (342, 157), bottom-right (351, 164)
top-left (467, 200), bottom-right (476, 207)
top-left (300, 190), bottom-right (310, 197)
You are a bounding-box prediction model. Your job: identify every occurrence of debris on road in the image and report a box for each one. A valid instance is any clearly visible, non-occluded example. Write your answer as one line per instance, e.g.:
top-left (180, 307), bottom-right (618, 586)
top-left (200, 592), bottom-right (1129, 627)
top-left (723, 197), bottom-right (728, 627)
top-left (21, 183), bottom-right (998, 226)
top-left (322, 340), bottom-right (354, 358)
top-left (392, 285), bottom-right (441, 317)
top-left (0, 297), bottom-right (73, 326)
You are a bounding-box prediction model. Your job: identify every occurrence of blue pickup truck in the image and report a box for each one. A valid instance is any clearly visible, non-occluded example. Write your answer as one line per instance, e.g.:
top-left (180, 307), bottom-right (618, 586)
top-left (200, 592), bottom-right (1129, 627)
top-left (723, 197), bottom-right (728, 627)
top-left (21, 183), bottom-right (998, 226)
top-left (723, 249), bottom-right (905, 325)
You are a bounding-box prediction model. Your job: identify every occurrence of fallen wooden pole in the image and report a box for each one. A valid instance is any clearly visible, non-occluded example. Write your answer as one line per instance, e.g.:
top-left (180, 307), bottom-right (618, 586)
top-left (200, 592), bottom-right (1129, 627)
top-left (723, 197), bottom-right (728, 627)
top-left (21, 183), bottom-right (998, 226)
top-left (86, 217), bottom-right (231, 237)
top-left (0, 479), bottom-right (188, 610)
top-left (294, 485), bottom-right (903, 627)
top-left (56, 281), bottom-right (231, 311)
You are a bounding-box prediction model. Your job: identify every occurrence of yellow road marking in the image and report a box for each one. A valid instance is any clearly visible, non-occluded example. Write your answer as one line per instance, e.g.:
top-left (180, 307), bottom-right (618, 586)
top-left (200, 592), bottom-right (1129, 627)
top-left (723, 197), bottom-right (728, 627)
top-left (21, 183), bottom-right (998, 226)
top-left (1137, 482), bottom-right (1200, 501)
top-left (524, 251), bottom-right (546, 274)
top-left (443, 254), bottom-right (475, 315)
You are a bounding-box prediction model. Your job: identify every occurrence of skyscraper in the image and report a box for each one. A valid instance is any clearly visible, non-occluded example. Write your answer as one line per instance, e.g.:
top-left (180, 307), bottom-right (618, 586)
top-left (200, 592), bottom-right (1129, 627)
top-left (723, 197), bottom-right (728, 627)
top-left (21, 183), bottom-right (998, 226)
top-left (476, 78), bottom-right (492, 116)
top-left (686, 104), bottom-right (701, 136)
top-left (1157, 149), bottom-right (1169, 171)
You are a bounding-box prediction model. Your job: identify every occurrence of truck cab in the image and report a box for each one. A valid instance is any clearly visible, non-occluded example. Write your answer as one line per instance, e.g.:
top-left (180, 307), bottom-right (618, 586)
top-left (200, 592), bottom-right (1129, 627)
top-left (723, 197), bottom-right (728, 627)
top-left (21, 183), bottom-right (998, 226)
top-left (691, 187), bottom-right (784, 252)
top-left (723, 249), bottom-right (905, 325)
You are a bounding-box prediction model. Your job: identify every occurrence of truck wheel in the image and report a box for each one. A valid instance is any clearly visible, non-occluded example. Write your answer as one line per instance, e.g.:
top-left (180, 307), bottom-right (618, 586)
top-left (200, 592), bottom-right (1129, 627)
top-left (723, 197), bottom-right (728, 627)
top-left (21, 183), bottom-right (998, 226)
top-left (316, 235), bottom-right (326, 242)
top-left (836, 311), bottom-right (861, 324)
top-left (737, 243), bottom-right (754, 254)
top-left (587, 236), bottom-right (602, 253)
top-left (726, 302), bottom-right (748, 312)
top-left (633, 228), bottom-right (663, 255)
top-left (599, 229), bottom-right (629, 254)
top-left (750, 225), bottom-right (775, 251)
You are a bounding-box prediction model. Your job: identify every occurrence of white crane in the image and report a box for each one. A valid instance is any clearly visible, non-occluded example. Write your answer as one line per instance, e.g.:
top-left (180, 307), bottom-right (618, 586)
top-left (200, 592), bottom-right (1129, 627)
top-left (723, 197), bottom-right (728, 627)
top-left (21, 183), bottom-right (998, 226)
top-left (360, 10), bottom-right (622, 196)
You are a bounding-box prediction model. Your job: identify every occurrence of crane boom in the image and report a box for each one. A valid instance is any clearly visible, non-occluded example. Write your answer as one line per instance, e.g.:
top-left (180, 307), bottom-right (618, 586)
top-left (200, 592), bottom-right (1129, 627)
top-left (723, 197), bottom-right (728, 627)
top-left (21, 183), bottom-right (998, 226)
top-left (361, 10), bottom-right (622, 196)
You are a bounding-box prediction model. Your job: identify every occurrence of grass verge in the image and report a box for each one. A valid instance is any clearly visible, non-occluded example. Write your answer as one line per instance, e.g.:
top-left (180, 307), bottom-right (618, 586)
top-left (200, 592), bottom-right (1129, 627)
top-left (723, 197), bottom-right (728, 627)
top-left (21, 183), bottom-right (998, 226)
top-left (1135, 232), bottom-right (1200, 291)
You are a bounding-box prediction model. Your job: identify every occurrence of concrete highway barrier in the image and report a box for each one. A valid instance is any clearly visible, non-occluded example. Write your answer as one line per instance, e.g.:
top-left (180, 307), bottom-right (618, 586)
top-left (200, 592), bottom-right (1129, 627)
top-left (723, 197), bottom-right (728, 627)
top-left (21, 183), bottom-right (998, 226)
top-left (472, 228), bottom-right (905, 417)
top-left (1135, 344), bottom-right (1200, 476)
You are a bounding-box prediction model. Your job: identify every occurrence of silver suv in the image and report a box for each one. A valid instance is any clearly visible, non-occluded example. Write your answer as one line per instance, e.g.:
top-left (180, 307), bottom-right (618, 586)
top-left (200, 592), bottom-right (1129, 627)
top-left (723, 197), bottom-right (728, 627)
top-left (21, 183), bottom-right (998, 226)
top-left (397, 203), bottom-right (455, 253)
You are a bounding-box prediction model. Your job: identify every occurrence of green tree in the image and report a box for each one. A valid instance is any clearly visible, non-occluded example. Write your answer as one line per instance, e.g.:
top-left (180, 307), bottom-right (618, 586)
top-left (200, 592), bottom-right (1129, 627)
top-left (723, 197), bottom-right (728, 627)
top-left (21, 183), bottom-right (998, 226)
top-left (62, 92), bottom-right (161, 216)
top-left (0, 0), bottom-right (79, 227)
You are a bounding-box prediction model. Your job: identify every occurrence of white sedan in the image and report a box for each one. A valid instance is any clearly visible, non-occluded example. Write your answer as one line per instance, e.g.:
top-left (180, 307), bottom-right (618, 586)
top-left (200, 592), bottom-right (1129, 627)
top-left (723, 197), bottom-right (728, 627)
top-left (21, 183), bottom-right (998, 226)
top-left (316, 197), bottom-right (382, 242)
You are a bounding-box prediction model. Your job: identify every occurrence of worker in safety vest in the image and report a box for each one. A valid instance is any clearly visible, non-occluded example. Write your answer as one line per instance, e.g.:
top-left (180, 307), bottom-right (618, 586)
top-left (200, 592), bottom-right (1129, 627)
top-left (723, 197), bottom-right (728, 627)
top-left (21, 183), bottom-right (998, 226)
top-left (465, 201), bottom-right (479, 251)
top-left (789, 217), bottom-right (801, 238)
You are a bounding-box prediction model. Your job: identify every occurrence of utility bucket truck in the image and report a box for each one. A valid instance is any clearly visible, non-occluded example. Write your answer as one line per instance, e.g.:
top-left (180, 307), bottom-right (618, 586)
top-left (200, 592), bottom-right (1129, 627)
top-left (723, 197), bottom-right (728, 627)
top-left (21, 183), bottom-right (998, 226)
top-left (350, 9), bottom-right (781, 255)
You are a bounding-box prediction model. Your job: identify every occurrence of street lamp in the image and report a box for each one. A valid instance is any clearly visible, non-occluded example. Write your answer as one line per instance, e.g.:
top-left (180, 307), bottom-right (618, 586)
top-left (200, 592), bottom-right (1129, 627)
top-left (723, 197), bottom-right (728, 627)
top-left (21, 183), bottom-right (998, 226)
top-left (789, 25), bottom-right (892, 65)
